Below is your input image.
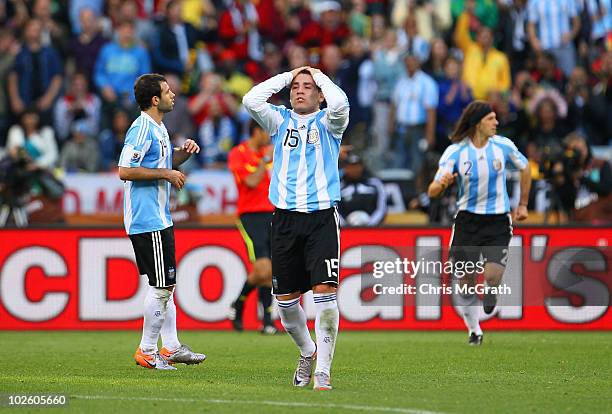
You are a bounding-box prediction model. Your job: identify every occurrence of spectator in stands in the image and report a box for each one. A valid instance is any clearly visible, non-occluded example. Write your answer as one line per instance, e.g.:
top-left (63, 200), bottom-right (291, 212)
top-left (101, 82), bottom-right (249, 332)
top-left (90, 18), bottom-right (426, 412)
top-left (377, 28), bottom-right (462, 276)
top-left (489, 90), bottom-right (530, 153)
top-left (58, 120), bottom-right (100, 172)
top-left (54, 72), bottom-right (101, 143)
top-left (498, 0), bottom-right (530, 76)
top-left (255, 0), bottom-right (288, 47)
top-left (319, 44), bottom-right (344, 81)
top-left (531, 52), bottom-right (566, 91)
top-left (282, 0), bottom-right (313, 41)
top-left (371, 28), bottom-right (404, 169)
top-left (436, 56), bottom-right (472, 154)
top-left (349, 0), bottom-right (370, 38)
top-left (422, 37), bottom-right (449, 81)
top-left (565, 66), bottom-right (597, 142)
top-left (390, 52), bottom-right (438, 173)
top-left (454, 6), bottom-right (511, 100)
top-left (338, 153), bottom-right (387, 226)
top-left (589, 50), bottom-right (612, 145)
top-left (527, 0), bottom-right (580, 77)
top-left (33, 0), bottom-right (67, 55)
top-left (217, 49), bottom-right (253, 100)
top-left (286, 43), bottom-right (309, 69)
top-left (451, 0), bottom-right (499, 29)
top-left (8, 18), bottom-right (63, 126)
top-left (68, 7), bottom-right (107, 82)
top-left (69, 0), bottom-right (103, 34)
top-left (0, 28), bottom-right (19, 146)
top-left (116, 0), bottom-right (156, 46)
top-left (249, 42), bottom-right (285, 84)
top-left (99, 108), bottom-right (129, 171)
top-left (218, 0), bottom-right (263, 62)
top-left (151, 0), bottom-right (213, 76)
top-left (297, 1), bottom-right (350, 49)
top-left (6, 108), bottom-right (58, 170)
top-left (196, 98), bottom-right (238, 169)
top-left (397, 15), bottom-right (430, 63)
top-left (163, 73), bottom-right (196, 144)
top-left (181, 0), bottom-right (217, 32)
top-left (337, 35), bottom-right (375, 154)
top-left (188, 72), bottom-right (238, 130)
top-left (531, 97), bottom-right (570, 155)
top-left (93, 19), bottom-right (151, 120)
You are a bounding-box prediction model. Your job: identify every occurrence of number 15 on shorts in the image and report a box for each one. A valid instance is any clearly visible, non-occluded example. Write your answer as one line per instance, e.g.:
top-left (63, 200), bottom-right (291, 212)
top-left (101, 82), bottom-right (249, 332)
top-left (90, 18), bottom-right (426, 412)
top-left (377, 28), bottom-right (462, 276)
top-left (325, 259), bottom-right (339, 278)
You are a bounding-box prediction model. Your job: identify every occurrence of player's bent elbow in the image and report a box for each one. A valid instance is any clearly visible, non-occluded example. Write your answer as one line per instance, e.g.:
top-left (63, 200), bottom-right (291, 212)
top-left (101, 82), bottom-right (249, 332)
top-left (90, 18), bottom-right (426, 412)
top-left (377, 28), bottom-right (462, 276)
top-left (118, 167), bottom-right (131, 181)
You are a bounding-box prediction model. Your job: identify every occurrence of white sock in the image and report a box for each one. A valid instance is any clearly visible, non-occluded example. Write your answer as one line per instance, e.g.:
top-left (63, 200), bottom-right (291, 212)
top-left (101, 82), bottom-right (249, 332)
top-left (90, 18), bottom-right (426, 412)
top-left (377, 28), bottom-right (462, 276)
top-left (277, 298), bottom-right (316, 357)
top-left (140, 287), bottom-right (171, 353)
top-left (161, 292), bottom-right (181, 351)
top-left (313, 293), bottom-right (339, 376)
top-left (457, 293), bottom-right (482, 336)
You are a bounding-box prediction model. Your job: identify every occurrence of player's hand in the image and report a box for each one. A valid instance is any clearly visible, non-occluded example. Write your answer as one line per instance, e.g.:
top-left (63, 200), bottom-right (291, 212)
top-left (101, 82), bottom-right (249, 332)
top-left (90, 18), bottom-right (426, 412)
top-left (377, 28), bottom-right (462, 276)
top-left (180, 139), bottom-right (200, 154)
top-left (514, 205), bottom-right (528, 221)
top-left (438, 173), bottom-right (457, 190)
top-left (307, 67), bottom-right (322, 76)
top-left (165, 169), bottom-right (186, 190)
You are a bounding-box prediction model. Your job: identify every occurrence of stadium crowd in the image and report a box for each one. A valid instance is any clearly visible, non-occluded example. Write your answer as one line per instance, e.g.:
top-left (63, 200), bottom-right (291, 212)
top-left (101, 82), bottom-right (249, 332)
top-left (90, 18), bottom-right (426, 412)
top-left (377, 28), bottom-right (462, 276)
top-left (0, 0), bottom-right (610, 224)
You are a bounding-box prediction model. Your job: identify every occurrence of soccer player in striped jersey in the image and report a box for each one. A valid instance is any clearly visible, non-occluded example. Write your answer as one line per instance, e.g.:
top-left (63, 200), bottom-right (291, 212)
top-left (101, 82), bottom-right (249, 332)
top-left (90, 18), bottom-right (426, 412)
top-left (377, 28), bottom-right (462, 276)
top-left (118, 74), bottom-right (206, 369)
top-left (242, 66), bottom-right (349, 390)
top-left (428, 100), bottom-right (532, 345)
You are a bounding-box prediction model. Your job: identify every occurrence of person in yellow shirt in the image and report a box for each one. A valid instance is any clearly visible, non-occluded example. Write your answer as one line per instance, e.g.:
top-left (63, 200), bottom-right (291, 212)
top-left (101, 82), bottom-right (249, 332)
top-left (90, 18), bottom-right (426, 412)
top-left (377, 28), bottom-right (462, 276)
top-left (453, 10), bottom-right (511, 100)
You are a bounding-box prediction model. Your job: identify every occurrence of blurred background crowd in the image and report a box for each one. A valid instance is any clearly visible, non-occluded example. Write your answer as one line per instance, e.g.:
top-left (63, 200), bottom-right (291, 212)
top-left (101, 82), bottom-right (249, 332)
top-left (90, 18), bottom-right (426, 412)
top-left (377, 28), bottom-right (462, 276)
top-left (0, 0), bottom-right (610, 226)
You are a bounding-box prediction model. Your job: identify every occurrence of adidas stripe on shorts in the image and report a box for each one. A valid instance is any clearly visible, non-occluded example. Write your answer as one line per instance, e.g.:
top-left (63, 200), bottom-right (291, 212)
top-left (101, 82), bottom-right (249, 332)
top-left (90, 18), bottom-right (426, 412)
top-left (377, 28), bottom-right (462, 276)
top-left (129, 226), bottom-right (177, 287)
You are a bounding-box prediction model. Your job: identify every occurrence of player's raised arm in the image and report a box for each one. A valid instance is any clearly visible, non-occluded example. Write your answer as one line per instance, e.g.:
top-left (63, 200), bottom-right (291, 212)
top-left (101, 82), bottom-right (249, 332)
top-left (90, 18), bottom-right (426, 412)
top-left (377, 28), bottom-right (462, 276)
top-left (242, 72), bottom-right (293, 135)
top-left (309, 68), bottom-right (350, 137)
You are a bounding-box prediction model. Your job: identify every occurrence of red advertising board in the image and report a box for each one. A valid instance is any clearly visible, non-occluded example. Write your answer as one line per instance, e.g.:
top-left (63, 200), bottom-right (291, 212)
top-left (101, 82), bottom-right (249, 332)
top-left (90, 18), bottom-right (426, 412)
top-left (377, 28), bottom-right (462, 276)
top-left (0, 228), bottom-right (610, 330)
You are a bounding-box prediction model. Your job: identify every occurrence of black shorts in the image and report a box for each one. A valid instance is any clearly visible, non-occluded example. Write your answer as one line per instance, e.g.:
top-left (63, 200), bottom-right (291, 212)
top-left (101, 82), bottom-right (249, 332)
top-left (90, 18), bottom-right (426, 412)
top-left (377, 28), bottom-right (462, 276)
top-left (271, 207), bottom-right (340, 295)
top-left (449, 211), bottom-right (512, 268)
top-left (129, 226), bottom-right (177, 287)
top-left (238, 212), bottom-right (273, 262)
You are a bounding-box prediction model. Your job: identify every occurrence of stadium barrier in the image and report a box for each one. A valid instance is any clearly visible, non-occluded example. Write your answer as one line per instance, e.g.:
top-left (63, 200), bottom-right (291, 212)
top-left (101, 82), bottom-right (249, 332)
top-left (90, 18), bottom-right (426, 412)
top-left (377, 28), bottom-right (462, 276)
top-left (0, 227), bottom-right (610, 330)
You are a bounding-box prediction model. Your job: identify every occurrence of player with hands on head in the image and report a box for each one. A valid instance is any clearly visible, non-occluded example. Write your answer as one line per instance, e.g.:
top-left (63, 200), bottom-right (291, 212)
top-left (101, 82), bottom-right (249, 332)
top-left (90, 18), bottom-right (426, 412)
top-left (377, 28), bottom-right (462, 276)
top-left (242, 64), bottom-right (349, 390)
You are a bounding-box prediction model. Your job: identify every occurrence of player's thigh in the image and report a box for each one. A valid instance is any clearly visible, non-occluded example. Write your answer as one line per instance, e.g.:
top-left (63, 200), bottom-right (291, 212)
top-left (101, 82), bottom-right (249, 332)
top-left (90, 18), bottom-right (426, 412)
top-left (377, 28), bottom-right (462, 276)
top-left (449, 213), bottom-right (480, 272)
top-left (304, 208), bottom-right (340, 288)
top-left (270, 211), bottom-right (306, 295)
top-left (128, 227), bottom-right (176, 288)
top-left (479, 215), bottom-right (512, 267)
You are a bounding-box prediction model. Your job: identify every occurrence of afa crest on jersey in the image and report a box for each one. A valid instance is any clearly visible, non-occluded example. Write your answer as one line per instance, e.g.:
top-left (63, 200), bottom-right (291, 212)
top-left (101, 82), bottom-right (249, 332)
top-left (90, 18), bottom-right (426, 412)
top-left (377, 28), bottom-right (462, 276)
top-left (493, 159), bottom-right (502, 171)
top-left (307, 129), bottom-right (320, 144)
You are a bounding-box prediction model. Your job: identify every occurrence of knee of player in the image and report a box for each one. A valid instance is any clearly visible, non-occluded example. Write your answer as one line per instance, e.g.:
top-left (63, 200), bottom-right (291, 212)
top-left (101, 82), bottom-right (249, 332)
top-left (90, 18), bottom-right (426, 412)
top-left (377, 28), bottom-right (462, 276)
top-left (312, 283), bottom-right (337, 294)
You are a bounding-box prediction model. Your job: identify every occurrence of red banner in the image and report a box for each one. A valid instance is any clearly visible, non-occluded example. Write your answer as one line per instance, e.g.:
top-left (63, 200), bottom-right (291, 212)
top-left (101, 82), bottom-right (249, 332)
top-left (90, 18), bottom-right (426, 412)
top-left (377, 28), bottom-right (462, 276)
top-left (0, 228), bottom-right (610, 330)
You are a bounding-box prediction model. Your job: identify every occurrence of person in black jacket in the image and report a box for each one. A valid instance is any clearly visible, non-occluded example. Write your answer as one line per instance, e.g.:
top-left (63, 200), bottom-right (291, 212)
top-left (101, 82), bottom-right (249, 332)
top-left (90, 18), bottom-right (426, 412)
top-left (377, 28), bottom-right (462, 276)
top-left (338, 153), bottom-right (387, 226)
top-left (150, 0), bottom-right (214, 76)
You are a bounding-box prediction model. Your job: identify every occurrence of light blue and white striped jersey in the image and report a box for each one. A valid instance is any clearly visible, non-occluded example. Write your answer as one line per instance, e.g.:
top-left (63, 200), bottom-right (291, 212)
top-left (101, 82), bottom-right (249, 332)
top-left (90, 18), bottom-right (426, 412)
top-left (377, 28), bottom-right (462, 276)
top-left (528, 0), bottom-right (578, 49)
top-left (435, 136), bottom-right (528, 214)
top-left (243, 72), bottom-right (350, 212)
top-left (587, 0), bottom-right (612, 40)
top-left (118, 111), bottom-right (173, 234)
top-left (391, 70), bottom-right (438, 126)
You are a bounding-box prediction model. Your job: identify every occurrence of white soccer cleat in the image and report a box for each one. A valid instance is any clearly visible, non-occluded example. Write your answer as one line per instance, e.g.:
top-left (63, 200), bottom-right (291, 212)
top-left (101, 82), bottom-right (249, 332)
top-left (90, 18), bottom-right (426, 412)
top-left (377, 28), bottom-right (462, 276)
top-left (313, 372), bottom-right (332, 391)
top-left (134, 348), bottom-right (177, 370)
top-left (160, 344), bottom-right (206, 365)
top-left (292, 350), bottom-right (316, 387)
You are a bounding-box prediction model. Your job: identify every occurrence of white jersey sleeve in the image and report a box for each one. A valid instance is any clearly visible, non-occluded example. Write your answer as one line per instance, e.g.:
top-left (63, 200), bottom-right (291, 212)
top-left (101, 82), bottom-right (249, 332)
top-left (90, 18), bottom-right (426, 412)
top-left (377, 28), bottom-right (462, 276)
top-left (242, 72), bottom-right (292, 135)
top-left (314, 72), bottom-right (350, 138)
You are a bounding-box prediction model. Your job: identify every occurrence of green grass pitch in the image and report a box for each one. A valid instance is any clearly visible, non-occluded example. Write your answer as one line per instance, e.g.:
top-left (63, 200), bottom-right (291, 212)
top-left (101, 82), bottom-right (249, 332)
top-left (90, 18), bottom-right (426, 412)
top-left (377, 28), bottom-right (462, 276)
top-left (1, 331), bottom-right (610, 413)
